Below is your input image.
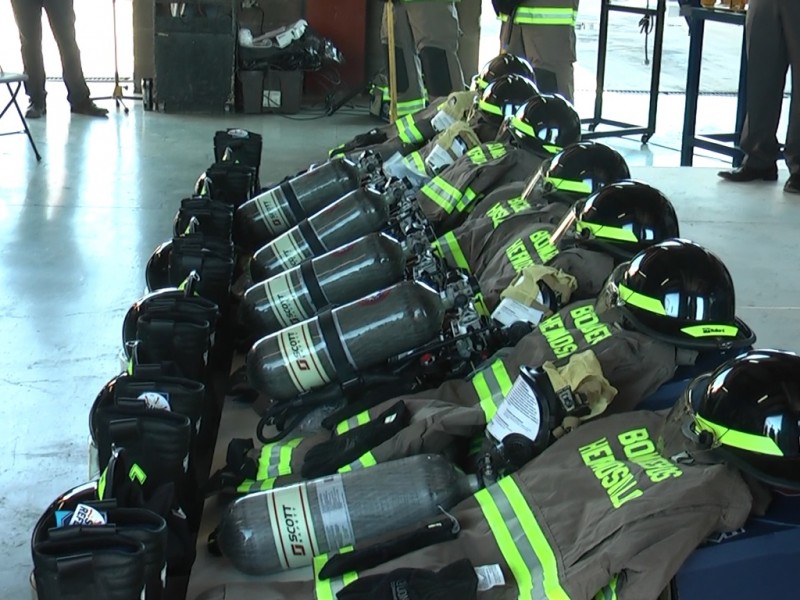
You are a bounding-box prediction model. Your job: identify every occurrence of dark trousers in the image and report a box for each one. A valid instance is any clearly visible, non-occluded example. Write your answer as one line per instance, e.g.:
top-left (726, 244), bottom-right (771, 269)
top-left (10, 0), bottom-right (91, 107)
top-left (740, 0), bottom-right (800, 175)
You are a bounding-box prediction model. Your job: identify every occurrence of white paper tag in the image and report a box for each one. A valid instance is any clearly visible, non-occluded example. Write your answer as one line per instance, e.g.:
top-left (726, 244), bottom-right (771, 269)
top-left (311, 474), bottom-right (355, 550)
top-left (474, 564), bottom-right (506, 591)
top-left (267, 483), bottom-right (320, 569)
top-left (425, 144), bottom-right (456, 174)
top-left (137, 391), bottom-right (171, 411)
top-left (69, 504), bottom-right (108, 526)
top-left (382, 152), bottom-right (406, 178)
top-left (263, 90), bottom-right (282, 109)
top-left (487, 374), bottom-right (542, 443)
top-left (492, 297), bottom-right (545, 327)
top-left (431, 109), bottom-right (457, 133)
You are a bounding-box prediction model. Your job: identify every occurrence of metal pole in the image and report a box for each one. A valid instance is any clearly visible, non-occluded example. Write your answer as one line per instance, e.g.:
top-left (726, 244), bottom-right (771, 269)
top-left (386, 0), bottom-right (399, 123)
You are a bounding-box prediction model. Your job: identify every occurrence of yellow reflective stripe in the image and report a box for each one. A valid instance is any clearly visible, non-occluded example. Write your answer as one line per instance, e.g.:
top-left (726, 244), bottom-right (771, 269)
top-left (421, 176), bottom-right (463, 214)
top-left (475, 487), bottom-right (534, 599)
top-left (513, 7), bottom-right (577, 25)
top-left (680, 324), bottom-right (739, 338)
top-left (313, 549), bottom-right (358, 600)
top-left (576, 221), bottom-right (639, 243)
top-left (500, 477), bottom-right (569, 599)
top-left (397, 114), bottom-right (425, 144)
top-left (337, 449), bottom-right (377, 473)
top-left (474, 293), bottom-right (490, 317)
top-left (695, 414), bottom-right (784, 456)
top-left (97, 468), bottom-right (108, 500)
top-left (594, 575), bottom-right (619, 600)
top-left (477, 479), bottom-right (570, 600)
top-left (437, 231), bottom-right (471, 271)
top-left (472, 359), bottom-right (513, 421)
top-left (404, 151), bottom-right (427, 175)
top-left (257, 437), bottom-right (303, 479)
top-left (237, 477), bottom-right (279, 493)
top-left (617, 283), bottom-right (667, 316)
top-left (335, 409), bottom-right (371, 435)
top-left (397, 98), bottom-right (427, 116)
top-left (454, 187), bottom-right (478, 213)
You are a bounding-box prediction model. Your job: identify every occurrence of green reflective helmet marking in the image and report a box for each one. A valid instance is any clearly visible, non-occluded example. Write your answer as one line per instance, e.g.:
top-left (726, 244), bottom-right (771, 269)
top-left (478, 99), bottom-right (503, 115)
top-left (617, 283), bottom-right (667, 316)
top-left (510, 115), bottom-right (536, 138)
top-left (576, 221), bottom-right (639, 243)
top-left (680, 324), bottom-right (739, 338)
top-left (545, 176), bottom-right (592, 193)
top-left (695, 414), bottom-right (784, 456)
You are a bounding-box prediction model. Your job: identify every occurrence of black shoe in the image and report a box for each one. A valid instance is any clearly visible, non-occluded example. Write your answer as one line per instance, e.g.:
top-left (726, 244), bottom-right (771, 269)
top-left (25, 103), bottom-right (45, 119)
top-left (718, 165), bottom-right (778, 182)
top-left (70, 100), bottom-right (109, 117)
top-left (785, 174), bottom-right (800, 195)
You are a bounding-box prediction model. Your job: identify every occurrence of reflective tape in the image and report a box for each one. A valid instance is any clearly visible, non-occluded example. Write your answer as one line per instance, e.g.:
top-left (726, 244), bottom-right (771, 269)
top-left (594, 575), bottom-right (619, 600)
top-left (313, 548), bottom-right (358, 600)
top-left (472, 359), bottom-right (514, 421)
top-left (434, 231), bottom-right (471, 271)
top-left (397, 114), bottom-right (425, 144)
top-left (476, 477), bottom-right (570, 600)
top-left (335, 409), bottom-right (372, 435)
top-left (403, 151), bottom-right (428, 177)
top-left (513, 7), bottom-right (577, 25)
top-left (257, 437), bottom-right (303, 479)
top-left (237, 476), bottom-right (278, 493)
top-left (421, 175), bottom-right (464, 214)
top-left (454, 187), bottom-right (478, 214)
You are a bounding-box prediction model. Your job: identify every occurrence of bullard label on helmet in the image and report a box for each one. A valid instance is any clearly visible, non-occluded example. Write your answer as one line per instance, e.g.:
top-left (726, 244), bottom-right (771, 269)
top-left (268, 483), bottom-right (320, 569)
top-left (254, 187), bottom-right (293, 236)
top-left (263, 273), bottom-right (309, 329)
top-left (276, 321), bottom-right (332, 393)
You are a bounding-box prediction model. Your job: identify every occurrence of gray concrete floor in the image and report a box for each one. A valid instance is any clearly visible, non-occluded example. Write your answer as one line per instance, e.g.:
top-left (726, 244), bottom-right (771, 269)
top-left (2, 88), bottom-right (799, 598)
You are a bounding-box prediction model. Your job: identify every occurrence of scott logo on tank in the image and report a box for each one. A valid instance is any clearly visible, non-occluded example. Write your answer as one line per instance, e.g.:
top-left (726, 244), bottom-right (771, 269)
top-left (282, 504), bottom-right (307, 556)
top-left (286, 330), bottom-right (312, 371)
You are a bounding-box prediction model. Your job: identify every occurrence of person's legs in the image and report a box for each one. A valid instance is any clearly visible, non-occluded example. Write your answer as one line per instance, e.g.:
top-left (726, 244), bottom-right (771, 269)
top-left (500, 20), bottom-right (525, 58)
top-left (518, 24), bottom-right (575, 103)
top-left (10, 0), bottom-right (47, 112)
top-left (406, 2), bottom-right (466, 97)
top-left (738, 0), bottom-right (787, 171)
top-left (381, 3), bottom-right (427, 116)
top-left (41, 0), bottom-right (92, 107)
top-left (779, 0), bottom-right (800, 189)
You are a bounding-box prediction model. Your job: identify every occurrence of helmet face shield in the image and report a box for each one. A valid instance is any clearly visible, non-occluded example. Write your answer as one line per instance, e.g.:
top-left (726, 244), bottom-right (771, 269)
top-left (522, 163), bottom-right (550, 204)
top-left (548, 203), bottom-right (581, 248)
